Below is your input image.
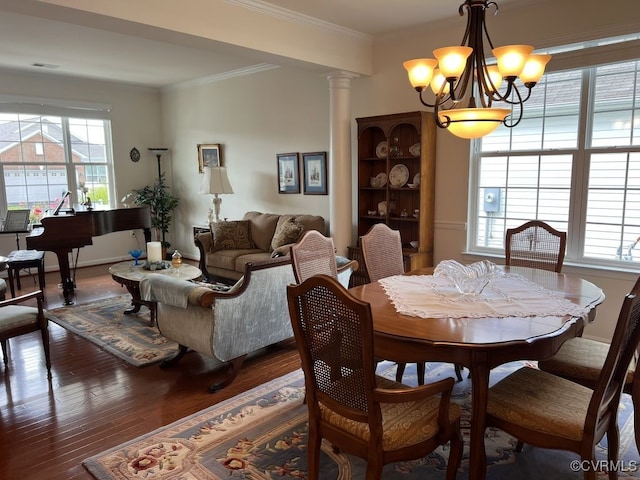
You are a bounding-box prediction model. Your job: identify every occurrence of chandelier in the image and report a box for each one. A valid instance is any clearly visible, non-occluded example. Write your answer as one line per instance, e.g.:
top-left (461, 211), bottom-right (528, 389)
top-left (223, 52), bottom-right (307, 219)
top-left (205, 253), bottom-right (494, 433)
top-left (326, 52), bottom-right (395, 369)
top-left (403, 0), bottom-right (551, 139)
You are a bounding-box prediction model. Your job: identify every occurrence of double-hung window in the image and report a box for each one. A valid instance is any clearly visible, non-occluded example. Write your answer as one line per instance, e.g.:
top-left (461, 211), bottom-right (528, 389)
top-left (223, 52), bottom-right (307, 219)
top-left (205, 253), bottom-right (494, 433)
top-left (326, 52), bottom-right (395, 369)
top-left (468, 36), bottom-right (640, 268)
top-left (0, 97), bottom-right (114, 223)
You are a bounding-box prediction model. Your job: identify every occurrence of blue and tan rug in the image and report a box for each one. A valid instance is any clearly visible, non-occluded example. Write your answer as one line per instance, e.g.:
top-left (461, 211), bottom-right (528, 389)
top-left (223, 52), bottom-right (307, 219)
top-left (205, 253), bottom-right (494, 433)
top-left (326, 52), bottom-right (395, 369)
top-left (82, 361), bottom-right (639, 479)
top-left (48, 295), bottom-right (178, 367)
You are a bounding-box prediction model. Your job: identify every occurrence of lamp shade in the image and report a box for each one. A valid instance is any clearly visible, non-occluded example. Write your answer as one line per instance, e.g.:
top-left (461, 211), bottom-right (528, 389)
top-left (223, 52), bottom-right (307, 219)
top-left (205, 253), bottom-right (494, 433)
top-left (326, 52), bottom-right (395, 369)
top-left (202, 166), bottom-right (234, 195)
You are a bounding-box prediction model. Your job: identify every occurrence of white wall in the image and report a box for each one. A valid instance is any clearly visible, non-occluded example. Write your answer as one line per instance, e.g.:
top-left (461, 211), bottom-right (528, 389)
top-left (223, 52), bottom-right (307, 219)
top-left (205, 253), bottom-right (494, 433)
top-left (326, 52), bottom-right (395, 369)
top-left (0, 69), bottom-right (163, 281)
top-left (161, 66), bottom-right (332, 260)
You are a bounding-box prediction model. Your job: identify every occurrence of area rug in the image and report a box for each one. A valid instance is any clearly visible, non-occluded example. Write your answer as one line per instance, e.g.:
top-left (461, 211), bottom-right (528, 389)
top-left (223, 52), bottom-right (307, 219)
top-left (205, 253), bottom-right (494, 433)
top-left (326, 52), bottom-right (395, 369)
top-left (82, 361), bottom-right (639, 479)
top-left (48, 295), bottom-right (178, 367)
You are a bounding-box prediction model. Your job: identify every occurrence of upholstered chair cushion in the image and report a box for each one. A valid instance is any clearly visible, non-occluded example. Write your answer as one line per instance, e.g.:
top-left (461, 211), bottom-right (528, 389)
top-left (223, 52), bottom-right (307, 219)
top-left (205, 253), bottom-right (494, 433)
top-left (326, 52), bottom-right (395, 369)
top-left (487, 366), bottom-right (593, 441)
top-left (319, 375), bottom-right (461, 450)
top-left (0, 305), bottom-right (41, 330)
top-left (211, 220), bottom-right (254, 252)
top-left (271, 218), bottom-right (304, 251)
top-left (538, 337), bottom-right (636, 385)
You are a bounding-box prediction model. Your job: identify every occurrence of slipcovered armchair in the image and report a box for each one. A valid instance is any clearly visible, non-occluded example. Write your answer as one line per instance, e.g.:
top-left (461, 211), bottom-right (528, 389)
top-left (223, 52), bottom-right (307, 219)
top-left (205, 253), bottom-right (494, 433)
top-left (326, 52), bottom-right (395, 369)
top-left (140, 257), bottom-right (297, 392)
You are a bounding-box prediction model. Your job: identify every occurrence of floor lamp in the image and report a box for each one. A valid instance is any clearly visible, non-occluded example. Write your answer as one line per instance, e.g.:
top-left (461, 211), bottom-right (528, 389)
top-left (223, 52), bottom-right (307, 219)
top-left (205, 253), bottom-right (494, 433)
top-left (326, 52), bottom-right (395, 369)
top-left (148, 147), bottom-right (169, 246)
top-left (201, 166), bottom-right (234, 224)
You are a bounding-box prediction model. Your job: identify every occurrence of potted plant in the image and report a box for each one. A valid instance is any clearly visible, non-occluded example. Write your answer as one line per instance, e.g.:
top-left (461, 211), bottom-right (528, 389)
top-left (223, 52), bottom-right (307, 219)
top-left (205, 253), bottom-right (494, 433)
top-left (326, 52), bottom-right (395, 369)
top-left (132, 172), bottom-right (179, 256)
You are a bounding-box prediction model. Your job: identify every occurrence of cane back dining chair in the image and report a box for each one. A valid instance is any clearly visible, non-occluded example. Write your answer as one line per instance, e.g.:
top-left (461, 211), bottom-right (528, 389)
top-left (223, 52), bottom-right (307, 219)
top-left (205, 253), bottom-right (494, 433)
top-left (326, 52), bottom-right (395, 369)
top-left (290, 230), bottom-right (358, 287)
top-left (286, 275), bottom-right (463, 480)
top-left (505, 220), bottom-right (567, 272)
top-left (0, 290), bottom-right (51, 378)
top-left (485, 275), bottom-right (640, 480)
top-left (360, 223), bottom-right (463, 383)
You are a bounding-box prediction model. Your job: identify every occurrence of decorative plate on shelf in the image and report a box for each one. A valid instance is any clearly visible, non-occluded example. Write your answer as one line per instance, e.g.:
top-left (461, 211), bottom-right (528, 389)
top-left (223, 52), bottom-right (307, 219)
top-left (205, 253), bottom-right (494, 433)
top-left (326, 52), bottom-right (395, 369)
top-left (409, 143), bottom-right (421, 156)
top-left (375, 141), bottom-right (388, 158)
top-left (373, 172), bottom-right (387, 188)
top-left (389, 163), bottom-right (410, 187)
top-left (413, 172), bottom-right (421, 186)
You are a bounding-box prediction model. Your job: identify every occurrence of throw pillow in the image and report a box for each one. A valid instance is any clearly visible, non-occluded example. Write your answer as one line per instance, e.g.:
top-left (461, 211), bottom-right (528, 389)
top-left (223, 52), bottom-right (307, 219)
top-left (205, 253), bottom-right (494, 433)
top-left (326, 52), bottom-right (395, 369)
top-left (211, 220), bottom-right (254, 252)
top-left (271, 218), bottom-right (304, 251)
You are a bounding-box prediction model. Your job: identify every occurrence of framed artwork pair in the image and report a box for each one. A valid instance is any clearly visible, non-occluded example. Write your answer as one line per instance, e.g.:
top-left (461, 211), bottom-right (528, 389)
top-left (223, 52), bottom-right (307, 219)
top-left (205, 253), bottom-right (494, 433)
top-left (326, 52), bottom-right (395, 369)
top-left (277, 152), bottom-right (327, 195)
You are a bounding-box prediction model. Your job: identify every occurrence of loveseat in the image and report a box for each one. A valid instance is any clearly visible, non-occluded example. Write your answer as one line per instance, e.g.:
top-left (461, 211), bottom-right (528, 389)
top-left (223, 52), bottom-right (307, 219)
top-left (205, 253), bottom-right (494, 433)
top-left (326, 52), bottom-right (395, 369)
top-left (140, 256), bottom-right (296, 392)
top-left (196, 211), bottom-right (325, 282)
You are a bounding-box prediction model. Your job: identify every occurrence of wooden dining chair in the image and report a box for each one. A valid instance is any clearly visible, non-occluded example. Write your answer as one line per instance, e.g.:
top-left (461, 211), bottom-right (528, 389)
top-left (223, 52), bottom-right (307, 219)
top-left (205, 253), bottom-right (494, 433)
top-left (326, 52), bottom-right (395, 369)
top-left (286, 275), bottom-right (463, 480)
top-left (485, 275), bottom-right (640, 479)
top-left (505, 220), bottom-right (567, 272)
top-left (538, 335), bottom-right (640, 452)
top-left (360, 223), bottom-right (463, 383)
top-left (290, 230), bottom-right (358, 286)
top-left (0, 290), bottom-right (51, 378)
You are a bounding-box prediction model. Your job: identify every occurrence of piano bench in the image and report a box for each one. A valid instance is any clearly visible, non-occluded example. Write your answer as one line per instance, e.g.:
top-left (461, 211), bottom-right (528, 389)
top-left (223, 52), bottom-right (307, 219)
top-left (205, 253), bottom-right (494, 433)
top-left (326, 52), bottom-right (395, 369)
top-left (6, 250), bottom-right (45, 298)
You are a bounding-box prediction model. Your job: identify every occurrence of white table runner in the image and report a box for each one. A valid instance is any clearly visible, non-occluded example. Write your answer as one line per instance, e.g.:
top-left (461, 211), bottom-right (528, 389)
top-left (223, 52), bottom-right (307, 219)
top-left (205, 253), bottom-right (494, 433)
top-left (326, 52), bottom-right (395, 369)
top-left (378, 273), bottom-right (588, 319)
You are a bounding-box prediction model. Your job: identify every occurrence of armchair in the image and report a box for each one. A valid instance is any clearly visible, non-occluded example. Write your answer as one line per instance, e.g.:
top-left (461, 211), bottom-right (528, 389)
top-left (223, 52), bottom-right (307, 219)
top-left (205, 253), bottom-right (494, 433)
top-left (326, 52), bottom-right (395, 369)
top-left (140, 257), bottom-right (296, 392)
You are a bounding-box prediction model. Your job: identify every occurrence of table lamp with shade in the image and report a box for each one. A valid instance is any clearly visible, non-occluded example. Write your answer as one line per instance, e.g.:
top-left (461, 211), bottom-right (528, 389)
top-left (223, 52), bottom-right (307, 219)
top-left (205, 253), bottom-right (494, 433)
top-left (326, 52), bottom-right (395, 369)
top-left (200, 166), bottom-right (234, 224)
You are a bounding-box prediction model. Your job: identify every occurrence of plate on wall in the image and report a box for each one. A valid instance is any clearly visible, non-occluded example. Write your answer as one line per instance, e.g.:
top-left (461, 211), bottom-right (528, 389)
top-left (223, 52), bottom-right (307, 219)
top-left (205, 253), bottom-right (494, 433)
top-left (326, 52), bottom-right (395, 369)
top-left (409, 143), bottom-right (421, 156)
top-left (375, 141), bottom-right (388, 158)
top-left (413, 172), bottom-right (421, 186)
top-left (389, 163), bottom-right (409, 187)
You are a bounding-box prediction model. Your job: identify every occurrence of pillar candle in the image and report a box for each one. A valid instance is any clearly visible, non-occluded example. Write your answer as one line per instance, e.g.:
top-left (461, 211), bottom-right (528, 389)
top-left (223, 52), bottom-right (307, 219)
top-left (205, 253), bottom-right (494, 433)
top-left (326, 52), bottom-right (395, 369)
top-left (147, 242), bottom-right (162, 263)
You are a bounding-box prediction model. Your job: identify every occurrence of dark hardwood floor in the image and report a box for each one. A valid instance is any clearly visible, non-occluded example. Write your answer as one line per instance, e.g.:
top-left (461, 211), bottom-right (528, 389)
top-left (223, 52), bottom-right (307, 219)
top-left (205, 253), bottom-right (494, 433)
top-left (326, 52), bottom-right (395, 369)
top-left (0, 263), bottom-right (300, 480)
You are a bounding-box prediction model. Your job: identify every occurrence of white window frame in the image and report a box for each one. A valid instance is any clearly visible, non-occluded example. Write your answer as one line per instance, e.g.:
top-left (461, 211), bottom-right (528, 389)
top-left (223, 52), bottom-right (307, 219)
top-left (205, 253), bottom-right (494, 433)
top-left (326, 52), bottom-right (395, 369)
top-left (0, 96), bottom-right (115, 215)
top-left (467, 37), bottom-right (640, 271)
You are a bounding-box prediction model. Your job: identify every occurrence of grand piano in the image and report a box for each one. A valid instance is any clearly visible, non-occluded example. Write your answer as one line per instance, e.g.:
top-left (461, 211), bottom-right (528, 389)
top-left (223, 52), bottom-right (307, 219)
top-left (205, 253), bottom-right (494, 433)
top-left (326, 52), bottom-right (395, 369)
top-left (27, 206), bottom-right (152, 305)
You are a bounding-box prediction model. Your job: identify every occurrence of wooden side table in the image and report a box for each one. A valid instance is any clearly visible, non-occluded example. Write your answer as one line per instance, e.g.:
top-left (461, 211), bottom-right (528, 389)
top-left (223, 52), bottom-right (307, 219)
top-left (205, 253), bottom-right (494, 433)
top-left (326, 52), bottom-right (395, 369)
top-left (109, 261), bottom-right (202, 326)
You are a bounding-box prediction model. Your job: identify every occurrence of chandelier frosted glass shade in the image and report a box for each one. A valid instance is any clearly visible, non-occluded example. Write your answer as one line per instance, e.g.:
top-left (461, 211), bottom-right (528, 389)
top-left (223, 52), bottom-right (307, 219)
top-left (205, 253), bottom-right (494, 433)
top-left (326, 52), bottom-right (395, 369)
top-left (439, 108), bottom-right (511, 139)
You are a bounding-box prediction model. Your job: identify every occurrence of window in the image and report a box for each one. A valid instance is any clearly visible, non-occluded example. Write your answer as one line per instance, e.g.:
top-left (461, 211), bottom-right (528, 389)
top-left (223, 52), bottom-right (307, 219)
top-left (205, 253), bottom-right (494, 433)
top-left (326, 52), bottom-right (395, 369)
top-left (469, 37), bottom-right (640, 268)
top-left (0, 111), bottom-right (114, 222)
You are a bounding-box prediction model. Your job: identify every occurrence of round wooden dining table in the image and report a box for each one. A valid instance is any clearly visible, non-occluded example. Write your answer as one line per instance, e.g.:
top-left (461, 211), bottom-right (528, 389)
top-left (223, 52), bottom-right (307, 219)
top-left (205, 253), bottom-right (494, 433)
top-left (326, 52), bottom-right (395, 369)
top-left (348, 265), bottom-right (605, 480)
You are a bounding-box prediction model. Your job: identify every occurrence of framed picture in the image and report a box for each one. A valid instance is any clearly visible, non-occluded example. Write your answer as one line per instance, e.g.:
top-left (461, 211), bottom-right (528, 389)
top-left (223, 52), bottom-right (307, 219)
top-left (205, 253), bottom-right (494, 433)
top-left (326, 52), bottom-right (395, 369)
top-left (302, 151), bottom-right (328, 195)
top-left (277, 153), bottom-right (300, 194)
top-left (198, 144), bottom-right (222, 173)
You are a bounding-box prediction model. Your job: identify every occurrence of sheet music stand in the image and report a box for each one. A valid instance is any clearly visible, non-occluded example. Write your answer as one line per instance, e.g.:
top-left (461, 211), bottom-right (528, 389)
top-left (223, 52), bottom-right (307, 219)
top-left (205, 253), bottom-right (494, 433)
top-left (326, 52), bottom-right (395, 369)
top-left (2, 210), bottom-right (31, 249)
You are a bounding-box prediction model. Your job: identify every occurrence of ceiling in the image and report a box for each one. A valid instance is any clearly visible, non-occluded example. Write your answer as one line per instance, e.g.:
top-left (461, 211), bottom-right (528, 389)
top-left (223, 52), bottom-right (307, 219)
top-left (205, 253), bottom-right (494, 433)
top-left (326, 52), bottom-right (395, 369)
top-left (0, 0), bottom-right (519, 89)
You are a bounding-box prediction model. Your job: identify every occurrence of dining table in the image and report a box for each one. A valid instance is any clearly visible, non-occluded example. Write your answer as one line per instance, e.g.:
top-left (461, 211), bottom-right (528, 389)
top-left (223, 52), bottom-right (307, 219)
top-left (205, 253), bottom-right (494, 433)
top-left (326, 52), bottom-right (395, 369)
top-left (348, 265), bottom-right (605, 480)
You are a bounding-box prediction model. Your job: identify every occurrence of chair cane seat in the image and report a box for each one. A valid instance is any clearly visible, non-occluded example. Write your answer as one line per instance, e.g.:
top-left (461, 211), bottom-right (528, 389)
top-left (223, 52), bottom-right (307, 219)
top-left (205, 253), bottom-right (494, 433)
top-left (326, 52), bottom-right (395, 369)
top-left (539, 337), bottom-right (636, 386)
top-left (487, 366), bottom-right (593, 442)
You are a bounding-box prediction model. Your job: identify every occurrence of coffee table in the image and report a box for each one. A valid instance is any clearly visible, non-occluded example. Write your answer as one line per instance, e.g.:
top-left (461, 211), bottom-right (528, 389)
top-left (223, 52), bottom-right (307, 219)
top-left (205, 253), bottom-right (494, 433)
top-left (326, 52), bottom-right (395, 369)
top-left (109, 261), bottom-right (202, 326)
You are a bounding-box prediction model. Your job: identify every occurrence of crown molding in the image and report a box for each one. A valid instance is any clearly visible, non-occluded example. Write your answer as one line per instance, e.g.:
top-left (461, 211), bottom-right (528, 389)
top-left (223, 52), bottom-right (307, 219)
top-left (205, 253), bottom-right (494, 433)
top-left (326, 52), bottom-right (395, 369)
top-left (163, 63), bottom-right (280, 91)
top-left (225, 0), bottom-right (371, 41)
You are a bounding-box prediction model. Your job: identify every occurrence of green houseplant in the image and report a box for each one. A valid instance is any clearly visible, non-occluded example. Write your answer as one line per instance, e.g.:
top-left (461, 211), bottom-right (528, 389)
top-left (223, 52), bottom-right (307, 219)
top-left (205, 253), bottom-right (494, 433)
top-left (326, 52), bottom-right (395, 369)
top-left (132, 172), bottom-right (179, 251)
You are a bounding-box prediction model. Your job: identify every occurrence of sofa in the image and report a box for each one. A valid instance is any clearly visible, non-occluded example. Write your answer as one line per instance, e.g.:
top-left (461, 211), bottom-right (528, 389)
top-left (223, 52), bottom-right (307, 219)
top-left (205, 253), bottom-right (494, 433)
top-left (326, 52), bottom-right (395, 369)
top-left (140, 256), bottom-right (295, 392)
top-left (196, 211), bottom-right (325, 282)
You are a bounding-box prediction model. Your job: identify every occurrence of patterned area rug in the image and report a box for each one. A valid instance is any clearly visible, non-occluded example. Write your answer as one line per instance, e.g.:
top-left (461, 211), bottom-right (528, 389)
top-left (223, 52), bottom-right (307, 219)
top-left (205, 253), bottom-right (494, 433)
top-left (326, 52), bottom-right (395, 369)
top-left (48, 295), bottom-right (179, 367)
top-left (83, 362), bottom-right (639, 479)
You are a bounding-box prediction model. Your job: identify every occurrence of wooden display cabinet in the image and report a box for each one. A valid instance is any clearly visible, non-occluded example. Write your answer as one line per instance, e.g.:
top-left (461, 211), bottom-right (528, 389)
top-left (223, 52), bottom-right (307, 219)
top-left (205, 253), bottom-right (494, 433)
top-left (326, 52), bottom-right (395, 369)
top-left (349, 111), bottom-right (436, 285)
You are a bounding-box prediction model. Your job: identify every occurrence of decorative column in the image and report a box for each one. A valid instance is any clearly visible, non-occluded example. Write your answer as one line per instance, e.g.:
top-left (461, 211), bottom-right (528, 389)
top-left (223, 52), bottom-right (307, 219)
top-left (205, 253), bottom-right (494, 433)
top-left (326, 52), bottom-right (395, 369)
top-left (327, 71), bottom-right (358, 255)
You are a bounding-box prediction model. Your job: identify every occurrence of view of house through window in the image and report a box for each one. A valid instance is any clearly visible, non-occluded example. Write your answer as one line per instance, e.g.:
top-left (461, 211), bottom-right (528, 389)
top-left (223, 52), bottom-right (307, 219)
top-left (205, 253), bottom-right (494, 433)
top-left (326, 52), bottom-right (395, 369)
top-left (0, 113), bottom-right (113, 225)
top-left (469, 38), bottom-right (640, 268)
